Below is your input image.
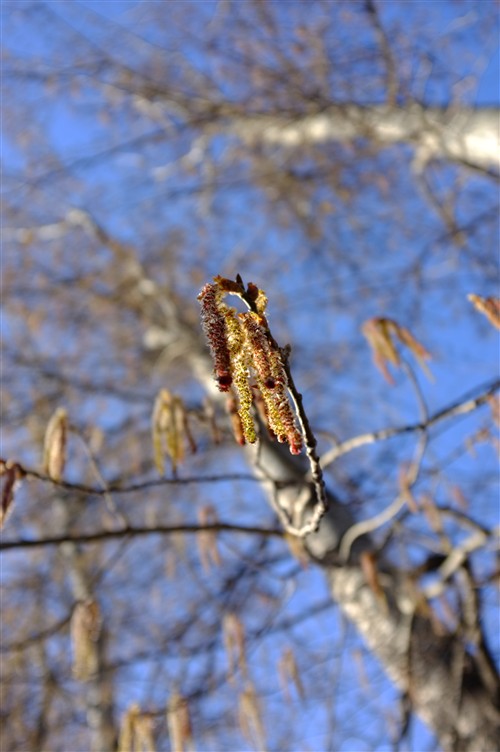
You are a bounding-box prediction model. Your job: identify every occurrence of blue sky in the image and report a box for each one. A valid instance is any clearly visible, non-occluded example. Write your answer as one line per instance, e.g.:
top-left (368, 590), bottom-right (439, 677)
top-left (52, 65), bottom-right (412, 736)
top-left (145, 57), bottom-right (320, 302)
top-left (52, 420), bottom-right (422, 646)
top-left (2, 2), bottom-right (499, 750)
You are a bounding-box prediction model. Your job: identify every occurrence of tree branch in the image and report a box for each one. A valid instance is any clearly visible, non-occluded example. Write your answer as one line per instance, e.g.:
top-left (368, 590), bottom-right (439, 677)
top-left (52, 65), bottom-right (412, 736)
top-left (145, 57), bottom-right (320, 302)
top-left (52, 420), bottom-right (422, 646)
top-left (364, 0), bottom-right (399, 106)
top-left (321, 378), bottom-right (499, 469)
top-left (0, 464), bottom-right (260, 497)
top-left (0, 522), bottom-right (284, 552)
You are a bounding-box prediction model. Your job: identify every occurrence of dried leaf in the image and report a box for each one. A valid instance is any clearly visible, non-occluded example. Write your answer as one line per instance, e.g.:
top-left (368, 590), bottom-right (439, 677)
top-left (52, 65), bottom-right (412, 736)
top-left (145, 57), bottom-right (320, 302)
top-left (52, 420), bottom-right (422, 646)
top-left (450, 485), bottom-right (469, 510)
top-left (181, 408), bottom-right (197, 456)
top-left (362, 317), bottom-right (431, 384)
top-left (420, 494), bottom-right (444, 537)
top-left (134, 713), bottom-right (156, 752)
top-left (203, 398), bottom-right (222, 444)
top-left (0, 460), bottom-right (24, 529)
top-left (398, 464), bottom-right (419, 513)
top-left (395, 323), bottom-right (433, 380)
top-left (118, 704), bottom-right (140, 752)
top-left (226, 392), bottom-right (246, 446)
top-left (283, 531), bottom-right (309, 568)
top-left (488, 394), bottom-right (500, 427)
top-left (362, 318), bottom-right (400, 384)
top-left (167, 691), bottom-right (193, 752)
top-left (197, 505), bottom-right (221, 572)
top-left (152, 390), bottom-right (194, 476)
top-left (1, 470), bottom-right (16, 529)
top-left (352, 648), bottom-right (370, 693)
top-left (71, 599), bottom-right (102, 681)
top-left (43, 407), bottom-right (68, 481)
top-left (238, 681), bottom-right (265, 749)
top-left (278, 647), bottom-right (305, 702)
top-left (223, 613), bottom-right (247, 681)
top-left (360, 551), bottom-right (387, 609)
top-left (152, 393), bottom-right (166, 475)
top-left (465, 426), bottom-right (492, 457)
top-left (468, 294), bottom-right (500, 330)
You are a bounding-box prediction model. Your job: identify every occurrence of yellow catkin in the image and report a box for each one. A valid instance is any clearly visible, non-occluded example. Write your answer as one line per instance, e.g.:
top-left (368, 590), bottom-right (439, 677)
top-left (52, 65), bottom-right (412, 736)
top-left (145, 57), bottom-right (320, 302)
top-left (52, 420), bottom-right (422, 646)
top-left (260, 386), bottom-right (287, 442)
top-left (233, 355), bottom-right (257, 444)
top-left (224, 309), bottom-right (257, 443)
top-left (222, 305), bottom-right (245, 356)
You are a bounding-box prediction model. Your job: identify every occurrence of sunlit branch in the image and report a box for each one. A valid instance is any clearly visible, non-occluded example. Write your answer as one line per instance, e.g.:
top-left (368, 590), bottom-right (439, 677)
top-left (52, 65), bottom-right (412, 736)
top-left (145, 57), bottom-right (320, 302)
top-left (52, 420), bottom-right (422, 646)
top-left (321, 378), bottom-right (499, 470)
top-left (71, 430), bottom-right (128, 527)
top-left (281, 353), bottom-right (328, 536)
top-left (338, 424), bottom-right (429, 563)
top-left (421, 529), bottom-right (492, 599)
top-left (334, 378), bottom-right (498, 562)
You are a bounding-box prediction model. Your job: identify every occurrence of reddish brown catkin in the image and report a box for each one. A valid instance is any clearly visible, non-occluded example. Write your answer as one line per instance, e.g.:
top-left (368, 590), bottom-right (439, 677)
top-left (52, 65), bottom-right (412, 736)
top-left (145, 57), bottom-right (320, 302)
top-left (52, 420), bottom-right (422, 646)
top-left (198, 283), bottom-right (233, 391)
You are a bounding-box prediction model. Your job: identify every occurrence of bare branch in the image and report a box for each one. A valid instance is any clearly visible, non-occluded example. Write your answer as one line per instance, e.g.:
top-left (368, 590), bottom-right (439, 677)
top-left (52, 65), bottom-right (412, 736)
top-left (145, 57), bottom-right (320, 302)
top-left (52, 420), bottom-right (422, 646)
top-left (321, 379), bottom-right (500, 469)
top-left (364, 0), bottom-right (399, 106)
top-left (422, 528), bottom-right (499, 600)
top-left (0, 522), bottom-right (284, 552)
top-left (338, 425), bottom-right (428, 563)
top-left (0, 463), bottom-right (260, 497)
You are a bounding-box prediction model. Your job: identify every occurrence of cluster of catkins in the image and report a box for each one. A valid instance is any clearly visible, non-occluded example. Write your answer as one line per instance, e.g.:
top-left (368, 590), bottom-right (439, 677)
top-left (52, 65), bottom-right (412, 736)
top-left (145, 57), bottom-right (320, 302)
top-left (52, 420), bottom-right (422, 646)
top-left (198, 277), bottom-right (303, 455)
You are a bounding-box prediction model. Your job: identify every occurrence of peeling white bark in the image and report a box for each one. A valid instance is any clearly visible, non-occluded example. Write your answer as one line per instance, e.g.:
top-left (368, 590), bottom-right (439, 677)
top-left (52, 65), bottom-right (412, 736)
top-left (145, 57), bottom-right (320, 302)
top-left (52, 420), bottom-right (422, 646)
top-left (330, 565), bottom-right (499, 752)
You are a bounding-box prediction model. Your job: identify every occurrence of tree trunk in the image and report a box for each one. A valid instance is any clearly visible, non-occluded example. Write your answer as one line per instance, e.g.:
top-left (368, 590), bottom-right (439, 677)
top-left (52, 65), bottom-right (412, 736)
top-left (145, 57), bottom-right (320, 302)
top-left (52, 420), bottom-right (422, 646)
top-left (186, 334), bottom-right (500, 751)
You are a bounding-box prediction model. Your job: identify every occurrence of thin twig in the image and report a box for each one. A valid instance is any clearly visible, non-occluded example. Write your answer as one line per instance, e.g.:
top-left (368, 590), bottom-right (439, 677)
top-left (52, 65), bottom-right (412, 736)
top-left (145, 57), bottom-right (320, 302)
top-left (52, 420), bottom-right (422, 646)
top-left (0, 466), bottom-right (260, 497)
top-left (364, 0), bottom-right (399, 106)
top-left (421, 526), bottom-right (498, 601)
top-left (321, 379), bottom-right (499, 470)
top-left (0, 521), bottom-right (284, 552)
top-left (338, 429), bottom-right (428, 563)
top-left (72, 430), bottom-right (128, 528)
top-left (337, 364), bottom-right (489, 562)
top-left (401, 359), bottom-right (429, 425)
